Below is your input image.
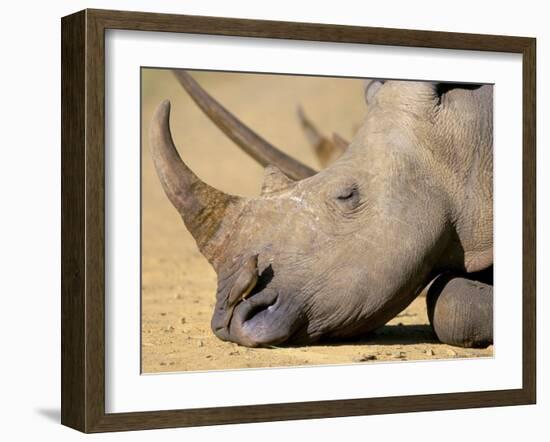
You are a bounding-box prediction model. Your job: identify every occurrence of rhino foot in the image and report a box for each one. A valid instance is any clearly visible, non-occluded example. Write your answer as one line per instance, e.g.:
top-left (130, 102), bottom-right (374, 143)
top-left (426, 273), bottom-right (493, 348)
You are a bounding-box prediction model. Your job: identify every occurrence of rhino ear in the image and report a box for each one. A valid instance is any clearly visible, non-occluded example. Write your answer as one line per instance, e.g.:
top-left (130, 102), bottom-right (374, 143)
top-left (364, 80), bottom-right (385, 105)
top-left (261, 165), bottom-right (295, 195)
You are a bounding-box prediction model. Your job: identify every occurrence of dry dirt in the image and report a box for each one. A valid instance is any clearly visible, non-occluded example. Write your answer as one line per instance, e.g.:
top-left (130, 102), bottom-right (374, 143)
top-left (141, 69), bottom-right (493, 373)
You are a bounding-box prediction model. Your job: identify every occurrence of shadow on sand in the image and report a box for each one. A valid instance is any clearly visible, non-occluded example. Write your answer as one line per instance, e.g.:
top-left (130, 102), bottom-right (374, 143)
top-left (294, 324), bottom-right (439, 349)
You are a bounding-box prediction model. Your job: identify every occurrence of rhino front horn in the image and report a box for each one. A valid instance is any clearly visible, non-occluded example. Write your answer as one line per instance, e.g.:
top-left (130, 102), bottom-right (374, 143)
top-left (149, 100), bottom-right (245, 263)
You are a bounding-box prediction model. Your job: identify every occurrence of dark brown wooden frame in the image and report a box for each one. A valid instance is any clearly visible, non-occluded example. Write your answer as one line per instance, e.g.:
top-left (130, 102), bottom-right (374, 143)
top-left (61, 8), bottom-right (536, 433)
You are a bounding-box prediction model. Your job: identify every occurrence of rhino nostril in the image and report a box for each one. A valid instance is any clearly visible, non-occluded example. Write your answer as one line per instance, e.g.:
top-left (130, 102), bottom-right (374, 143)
top-left (242, 294), bottom-right (279, 323)
top-left (230, 289), bottom-right (279, 329)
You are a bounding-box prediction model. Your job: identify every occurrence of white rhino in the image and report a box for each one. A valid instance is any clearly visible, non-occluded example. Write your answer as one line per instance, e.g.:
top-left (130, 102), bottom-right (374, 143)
top-left (150, 71), bottom-right (493, 348)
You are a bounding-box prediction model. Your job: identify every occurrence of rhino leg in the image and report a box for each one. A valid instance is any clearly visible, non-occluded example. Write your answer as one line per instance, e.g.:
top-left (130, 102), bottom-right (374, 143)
top-left (426, 273), bottom-right (493, 348)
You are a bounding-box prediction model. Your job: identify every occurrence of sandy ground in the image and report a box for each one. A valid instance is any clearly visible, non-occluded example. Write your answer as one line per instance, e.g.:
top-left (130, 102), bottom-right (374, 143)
top-left (141, 69), bottom-right (493, 373)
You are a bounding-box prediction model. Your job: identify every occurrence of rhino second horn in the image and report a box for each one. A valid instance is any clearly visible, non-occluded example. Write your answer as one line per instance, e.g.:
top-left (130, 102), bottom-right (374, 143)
top-left (149, 100), bottom-right (244, 262)
top-left (261, 165), bottom-right (295, 195)
top-left (173, 70), bottom-right (317, 181)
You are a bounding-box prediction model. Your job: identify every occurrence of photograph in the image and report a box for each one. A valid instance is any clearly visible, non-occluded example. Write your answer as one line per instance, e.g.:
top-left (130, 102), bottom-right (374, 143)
top-left (55, 4), bottom-right (537, 434)
top-left (141, 68), bottom-right (494, 373)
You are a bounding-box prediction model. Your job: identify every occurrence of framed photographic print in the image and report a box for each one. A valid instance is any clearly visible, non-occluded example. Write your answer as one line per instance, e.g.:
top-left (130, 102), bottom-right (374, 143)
top-left (61, 9), bottom-right (536, 433)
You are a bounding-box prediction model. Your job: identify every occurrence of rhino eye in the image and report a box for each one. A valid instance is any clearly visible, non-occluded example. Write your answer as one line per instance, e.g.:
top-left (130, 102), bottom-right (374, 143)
top-left (337, 188), bottom-right (356, 200)
top-left (334, 185), bottom-right (360, 209)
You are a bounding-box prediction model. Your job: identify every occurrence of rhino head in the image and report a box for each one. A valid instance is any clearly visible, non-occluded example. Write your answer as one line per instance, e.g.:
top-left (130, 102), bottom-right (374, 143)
top-left (150, 72), bottom-right (493, 347)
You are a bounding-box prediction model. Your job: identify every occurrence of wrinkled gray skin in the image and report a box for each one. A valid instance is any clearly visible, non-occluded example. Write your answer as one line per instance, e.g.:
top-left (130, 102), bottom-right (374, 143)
top-left (427, 272), bottom-right (493, 348)
top-left (150, 77), bottom-right (493, 348)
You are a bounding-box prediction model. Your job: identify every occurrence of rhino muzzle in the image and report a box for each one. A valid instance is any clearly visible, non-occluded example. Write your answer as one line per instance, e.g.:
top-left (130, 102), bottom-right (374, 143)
top-left (210, 256), bottom-right (302, 347)
top-left (213, 289), bottom-right (289, 347)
